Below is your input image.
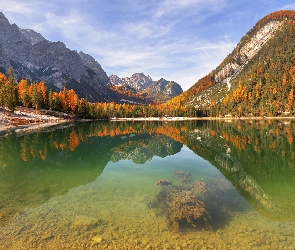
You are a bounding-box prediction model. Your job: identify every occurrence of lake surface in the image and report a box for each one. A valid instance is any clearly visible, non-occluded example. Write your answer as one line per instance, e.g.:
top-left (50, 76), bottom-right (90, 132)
top-left (0, 120), bottom-right (295, 249)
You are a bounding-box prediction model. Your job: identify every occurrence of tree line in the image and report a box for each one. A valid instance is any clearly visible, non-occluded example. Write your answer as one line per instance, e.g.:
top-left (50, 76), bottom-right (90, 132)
top-left (0, 68), bottom-right (198, 119)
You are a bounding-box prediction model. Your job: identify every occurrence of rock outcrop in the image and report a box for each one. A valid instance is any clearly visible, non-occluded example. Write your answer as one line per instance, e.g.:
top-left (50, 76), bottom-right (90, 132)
top-left (19, 29), bottom-right (46, 45)
top-left (214, 20), bottom-right (283, 88)
top-left (145, 78), bottom-right (183, 100)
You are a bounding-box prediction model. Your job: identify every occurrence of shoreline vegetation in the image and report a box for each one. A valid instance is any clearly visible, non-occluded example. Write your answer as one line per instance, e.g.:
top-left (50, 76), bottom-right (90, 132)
top-left (1, 106), bottom-right (295, 136)
top-left (1, 68), bottom-right (295, 135)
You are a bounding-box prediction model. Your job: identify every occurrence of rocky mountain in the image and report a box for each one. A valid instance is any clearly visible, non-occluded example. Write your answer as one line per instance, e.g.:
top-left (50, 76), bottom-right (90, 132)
top-left (145, 78), bottom-right (183, 101)
top-left (110, 133), bottom-right (182, 164)
top-left (19, 29), bottom-right (46, 45)
top-left (168, 10), bottom-right (295, 117)
top-left (0, 12), bottom-right (118, 102)
top-left (109, 73), bottom-right (153, 91)
top-left (109, 73), bottom-right (183, 103)
top-left (0, 12), bottom-right (183, 104)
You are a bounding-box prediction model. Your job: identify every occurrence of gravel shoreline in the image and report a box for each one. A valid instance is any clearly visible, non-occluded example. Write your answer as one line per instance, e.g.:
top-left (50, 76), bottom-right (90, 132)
top-left (0, 107), bottom-right (74, 135)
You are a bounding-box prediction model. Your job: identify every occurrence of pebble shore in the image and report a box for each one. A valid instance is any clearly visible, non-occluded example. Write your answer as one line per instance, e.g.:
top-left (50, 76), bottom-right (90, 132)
top-left (0, 107), bottom-right (73, 135)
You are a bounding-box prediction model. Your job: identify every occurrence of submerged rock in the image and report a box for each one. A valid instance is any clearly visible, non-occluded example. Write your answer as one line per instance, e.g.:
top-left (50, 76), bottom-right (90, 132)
top-left (156, 180), bottom-right (173, 186)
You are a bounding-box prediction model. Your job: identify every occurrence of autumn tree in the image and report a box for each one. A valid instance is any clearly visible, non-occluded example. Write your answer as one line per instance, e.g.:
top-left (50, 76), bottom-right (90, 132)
top-left (0, 72), bottom-right (7, 107)
top-left (17, 79), bottom-right (30, 107)
top-left (286, 88), bottom-right (294, 112)
top-left (38, 81), bottom-right (47, 105)
top-left (76, 98), bottom-right (91, 118)
top-left (67, 89), bottom-right (78, 113)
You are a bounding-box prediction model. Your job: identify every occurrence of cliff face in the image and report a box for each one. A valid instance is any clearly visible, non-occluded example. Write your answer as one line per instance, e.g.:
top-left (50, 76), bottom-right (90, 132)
top-left (145, 78), bottom-right (183, 100)
top-left (214, 20), bottom-right (283, 87)
top-left (19, 29), bottom-right (46, 45)
top-left (0, 12), bottom-right (117, 102)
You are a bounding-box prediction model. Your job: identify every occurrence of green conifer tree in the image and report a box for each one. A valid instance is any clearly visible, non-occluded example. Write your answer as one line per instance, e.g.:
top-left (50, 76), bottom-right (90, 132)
top-left (5, 68), bottom-right (17, 111)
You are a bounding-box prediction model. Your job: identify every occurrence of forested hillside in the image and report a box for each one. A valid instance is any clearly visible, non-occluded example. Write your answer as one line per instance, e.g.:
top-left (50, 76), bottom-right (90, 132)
top-left (166, 10), bottom-right (295, 117)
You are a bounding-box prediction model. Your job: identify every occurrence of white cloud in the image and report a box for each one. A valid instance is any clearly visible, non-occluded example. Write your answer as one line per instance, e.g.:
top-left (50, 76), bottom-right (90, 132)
top-left (154, 0), bottom-right (228, 19)
top-left (123, 21), bottom-right (172, 40)
top-left (90, 37), bottom-right (235, 90)
top-left (281, 3), bottom-right (295, 9)
top-left (1, 0), bottom-right (44, 15)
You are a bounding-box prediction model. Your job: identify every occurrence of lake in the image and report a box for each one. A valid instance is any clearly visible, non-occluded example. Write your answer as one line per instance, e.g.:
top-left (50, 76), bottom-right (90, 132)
top-left (0, 120), bottom-right (294, 249)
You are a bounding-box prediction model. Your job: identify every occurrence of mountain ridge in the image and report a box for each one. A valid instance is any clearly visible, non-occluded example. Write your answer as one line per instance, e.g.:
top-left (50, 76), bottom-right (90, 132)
top-left (0, 12), bottom-right (181, 104)
top-left (167, 10), bottom-right (295, 117)
top-left (0, 11), bottom-right (118, 102)
top-left (109, 73), bottom-right (183, 103)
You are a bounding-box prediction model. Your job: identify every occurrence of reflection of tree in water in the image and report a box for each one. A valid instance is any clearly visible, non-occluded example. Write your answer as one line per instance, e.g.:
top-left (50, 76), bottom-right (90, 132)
top-left (184, 120), bottom-right (295, 221)
top-left (149, 171), bottom-right (243, 231)
top-left (0, 122), bottom-right (184, 226)
top-left (0, 121), bottom-right (187, 166)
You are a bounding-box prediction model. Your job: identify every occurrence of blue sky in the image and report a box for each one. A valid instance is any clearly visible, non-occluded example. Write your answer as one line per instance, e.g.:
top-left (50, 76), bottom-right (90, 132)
top-left (1, 0), bottom-right (295, 90)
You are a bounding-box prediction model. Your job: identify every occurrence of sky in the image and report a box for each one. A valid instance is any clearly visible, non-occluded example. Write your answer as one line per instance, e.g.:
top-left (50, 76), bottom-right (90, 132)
top-left (1, 0), bottom-right (295, 90)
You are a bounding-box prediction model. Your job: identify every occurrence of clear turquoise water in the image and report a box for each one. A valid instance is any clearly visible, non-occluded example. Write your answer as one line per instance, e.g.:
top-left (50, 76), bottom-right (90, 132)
top-left (0, 120), bottom-right (294, 249)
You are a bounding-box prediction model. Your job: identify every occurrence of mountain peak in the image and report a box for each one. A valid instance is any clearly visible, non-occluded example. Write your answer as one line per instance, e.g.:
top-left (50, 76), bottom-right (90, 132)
top-left (109, 73), bottom-right (153, 91)
top-left (0, 12), bottom-right (10, 25)
top-left (109, 73), bottom-right (183, 103)
top-left (79, 51), bottom-right (109, 82)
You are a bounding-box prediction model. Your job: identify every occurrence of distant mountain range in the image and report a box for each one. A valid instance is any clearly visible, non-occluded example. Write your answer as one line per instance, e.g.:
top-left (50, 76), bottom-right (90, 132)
top-left (0, 12), bottom-right (182, 104)
top-left (109, 73), bottom-right (183, 103)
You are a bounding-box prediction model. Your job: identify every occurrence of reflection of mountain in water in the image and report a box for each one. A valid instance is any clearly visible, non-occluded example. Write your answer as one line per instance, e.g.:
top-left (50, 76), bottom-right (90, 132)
top-left (0, 122), bottom-right (182, 225)
top-left (111, 133), bottom-right (182, 164)
top-left (1, 120), bottom-right (294, 225)
top-left (177, 120), bottom-right (295, 222)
